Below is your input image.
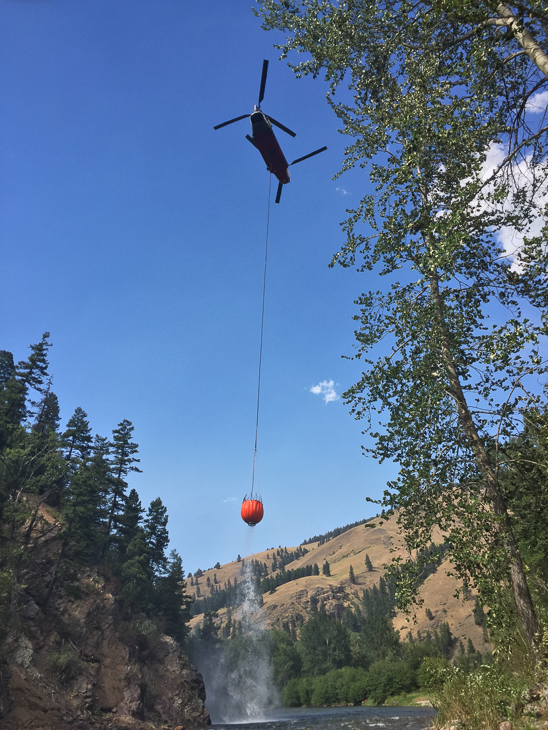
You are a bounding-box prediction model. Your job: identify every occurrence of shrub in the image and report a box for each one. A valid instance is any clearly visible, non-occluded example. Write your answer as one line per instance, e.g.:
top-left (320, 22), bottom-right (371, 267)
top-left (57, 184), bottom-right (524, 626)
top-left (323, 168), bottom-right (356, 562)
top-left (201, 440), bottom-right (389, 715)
top-left (417, 656), bottom-right (452, 690)
top-left (365, 660), bottom-right (417, 705)
top-left (46, 644), bottom-right (81, 683)
top-left (434, 664), bottom-right (529, 730)
top-left (283, 678), bottom-right (302, 707)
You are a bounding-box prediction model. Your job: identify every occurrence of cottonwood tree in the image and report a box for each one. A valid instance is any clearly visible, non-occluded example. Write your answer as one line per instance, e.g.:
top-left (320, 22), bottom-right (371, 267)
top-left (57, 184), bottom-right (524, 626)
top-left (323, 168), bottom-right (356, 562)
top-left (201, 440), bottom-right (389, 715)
top-left (257, 0), bottom-right (548, 663)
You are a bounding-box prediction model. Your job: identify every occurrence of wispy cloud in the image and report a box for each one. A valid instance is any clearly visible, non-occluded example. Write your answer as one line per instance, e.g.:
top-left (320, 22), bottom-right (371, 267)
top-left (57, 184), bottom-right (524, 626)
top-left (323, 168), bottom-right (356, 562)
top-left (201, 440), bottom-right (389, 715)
top-left (336, 186), bottom-right (350, 196)
top-left (310, 379), bottom-right (339, 403)
top-left (525, 90), bottom-right (548, 114)
top-left (223, 497), bottom-right (237, 503)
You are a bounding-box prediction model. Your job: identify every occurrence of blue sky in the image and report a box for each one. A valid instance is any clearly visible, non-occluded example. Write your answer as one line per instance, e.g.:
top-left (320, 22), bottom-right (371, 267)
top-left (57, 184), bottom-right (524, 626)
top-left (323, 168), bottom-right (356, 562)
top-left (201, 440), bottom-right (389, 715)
top-left (1, 0), bottom-right (399, 572)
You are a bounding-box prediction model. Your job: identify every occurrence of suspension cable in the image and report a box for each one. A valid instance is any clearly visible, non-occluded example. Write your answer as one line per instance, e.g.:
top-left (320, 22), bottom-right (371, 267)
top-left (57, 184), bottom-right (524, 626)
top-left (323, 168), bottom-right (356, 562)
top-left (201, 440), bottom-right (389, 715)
top-left (251, 174), bottom-right (272, 498)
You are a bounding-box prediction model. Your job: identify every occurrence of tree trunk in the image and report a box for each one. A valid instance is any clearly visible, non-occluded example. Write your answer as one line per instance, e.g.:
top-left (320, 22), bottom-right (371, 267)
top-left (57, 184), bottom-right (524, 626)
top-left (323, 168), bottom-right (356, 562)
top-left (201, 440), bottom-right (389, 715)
top-left (428, 272), bottom-right (542, 664)
top-left (497, 3), bottom-right (548, 79)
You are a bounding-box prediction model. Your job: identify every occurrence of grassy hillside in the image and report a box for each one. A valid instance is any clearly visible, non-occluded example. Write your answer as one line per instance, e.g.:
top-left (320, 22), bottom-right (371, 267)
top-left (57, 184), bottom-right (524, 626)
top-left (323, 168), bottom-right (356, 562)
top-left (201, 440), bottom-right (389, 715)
top-left (186, 512), bottom-right (488, 655)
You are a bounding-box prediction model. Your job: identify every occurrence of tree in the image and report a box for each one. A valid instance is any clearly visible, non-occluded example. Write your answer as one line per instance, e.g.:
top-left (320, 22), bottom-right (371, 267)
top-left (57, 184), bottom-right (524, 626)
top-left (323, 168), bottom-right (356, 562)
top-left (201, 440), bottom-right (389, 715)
top-left (32, 388), bottom-right (60, 436)
top-left (117, 488), bottom-right (144, 558)
top-left (257, 0), bottom-right (548, 663)
top-left (322, 560), bottom-right (331, 577)
top-left (365, 554), bottom-right (373, 572)
top-left (270, 629), bottom-right (303, 685)
top-left (300, 610), bottom-right (352, 675)
top-left (118, 530), bottom-right (153, 614)
top-left (0, 350), bottom-right (26, 450)
top-left (62, 453), bottom-right (106, 564)
top-left (155, 550), bottom-right (192, 643)
top-left (62, 407), bottom-right (93, 465)
top-left (349, 565), bottom-right (356, 584)
top-left (144, 497), bottom-right (169, 575)
top-left (104, 420), bottom-right (142, 553)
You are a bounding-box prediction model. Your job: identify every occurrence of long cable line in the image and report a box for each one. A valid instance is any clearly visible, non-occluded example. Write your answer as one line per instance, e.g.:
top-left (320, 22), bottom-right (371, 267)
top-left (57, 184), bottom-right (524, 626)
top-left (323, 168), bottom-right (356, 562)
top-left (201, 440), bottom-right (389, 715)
top-left (250, 173), bottom-right (272, 497)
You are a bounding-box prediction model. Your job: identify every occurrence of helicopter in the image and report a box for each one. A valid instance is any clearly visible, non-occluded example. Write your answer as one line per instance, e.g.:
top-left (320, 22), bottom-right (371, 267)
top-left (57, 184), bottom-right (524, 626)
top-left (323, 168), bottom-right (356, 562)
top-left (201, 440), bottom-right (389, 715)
top-left (214, 60), bottom-right (327, 204)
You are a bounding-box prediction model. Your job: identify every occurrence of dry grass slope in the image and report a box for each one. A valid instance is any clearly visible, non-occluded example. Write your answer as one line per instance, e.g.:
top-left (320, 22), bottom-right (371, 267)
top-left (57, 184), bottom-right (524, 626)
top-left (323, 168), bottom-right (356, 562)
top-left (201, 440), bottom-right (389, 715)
top-left (187, 511), bottom-right (488, 655)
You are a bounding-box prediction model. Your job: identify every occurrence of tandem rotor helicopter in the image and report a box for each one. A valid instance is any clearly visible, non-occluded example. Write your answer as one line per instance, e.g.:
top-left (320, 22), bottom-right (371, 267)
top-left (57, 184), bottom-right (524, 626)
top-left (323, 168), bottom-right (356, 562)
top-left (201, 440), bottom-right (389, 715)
top-left (214, 60), bottom-right (327, 204)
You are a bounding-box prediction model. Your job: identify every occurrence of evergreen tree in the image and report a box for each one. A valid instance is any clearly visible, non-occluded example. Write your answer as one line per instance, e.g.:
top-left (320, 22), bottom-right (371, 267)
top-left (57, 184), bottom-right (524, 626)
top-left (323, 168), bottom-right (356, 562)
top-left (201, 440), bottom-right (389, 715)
top-left (104, 420), bottom-right (142, 552)
top-left (62, 407), bottom-right (93, 465)
top-left (313, 563), bottom-right (319, 576)
top-left (0, 351), bottom-right (26, 450)
top-left (17, 332), bottom-right (52, 420)
top-left (117, 488), bottom-right (144, 558)
top-left (62, 452), bottom-right (106, 564)
top-left (118, 531), bottom-right (153, 614)
top-left (322, 560), bottom-right (331, 577)
top-left (32, 387), bottom-right (60, 435)
top-left (365, 554), bottom-right (373, 572)
top-left (155, 550), bottom-right (192, 643)
top-left (349, 565), bottom-right (356, 584)
top-left (144, 497), bottom-right (169, 575)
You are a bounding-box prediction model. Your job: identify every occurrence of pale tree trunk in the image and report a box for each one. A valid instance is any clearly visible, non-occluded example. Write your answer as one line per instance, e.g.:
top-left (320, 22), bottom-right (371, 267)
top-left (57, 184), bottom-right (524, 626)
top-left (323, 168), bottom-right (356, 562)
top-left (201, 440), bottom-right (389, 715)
top-left (497, 3), bottom-right (548, 79)
top-left (428, 272), bottom-right (542, 664)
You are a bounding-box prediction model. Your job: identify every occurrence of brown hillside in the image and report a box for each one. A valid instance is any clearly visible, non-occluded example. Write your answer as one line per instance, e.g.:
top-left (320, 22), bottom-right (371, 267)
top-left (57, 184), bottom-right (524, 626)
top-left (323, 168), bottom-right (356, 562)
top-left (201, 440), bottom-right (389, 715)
top-left (186, 512), bottom-right (489, 655)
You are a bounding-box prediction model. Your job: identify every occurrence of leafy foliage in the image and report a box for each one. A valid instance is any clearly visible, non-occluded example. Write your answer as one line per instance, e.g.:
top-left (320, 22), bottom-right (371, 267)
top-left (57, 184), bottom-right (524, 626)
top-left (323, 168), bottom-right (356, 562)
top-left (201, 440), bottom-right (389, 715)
top-left (257, 0), bottom-right (548, 662)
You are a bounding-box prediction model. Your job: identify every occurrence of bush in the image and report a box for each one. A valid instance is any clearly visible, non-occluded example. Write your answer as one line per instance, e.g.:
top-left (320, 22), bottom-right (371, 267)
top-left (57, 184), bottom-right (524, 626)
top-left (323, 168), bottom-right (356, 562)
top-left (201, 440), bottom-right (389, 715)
top-left (282, 678), bottom-right (301, 707)
top-left (46, 644), bottom-right (81, 683)
top-left (434, 664), bottom-right (528, 730)
top-left (417, 656), bottom-right (452, 690)
top-left (365, 660), bottom-right (417, 705)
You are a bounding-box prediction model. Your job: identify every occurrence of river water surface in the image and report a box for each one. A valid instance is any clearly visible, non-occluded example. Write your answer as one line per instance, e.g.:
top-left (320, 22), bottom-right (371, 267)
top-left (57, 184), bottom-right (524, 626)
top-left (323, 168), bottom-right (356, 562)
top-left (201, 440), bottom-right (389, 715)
top-left (206, 705), bottom-right (437, 730)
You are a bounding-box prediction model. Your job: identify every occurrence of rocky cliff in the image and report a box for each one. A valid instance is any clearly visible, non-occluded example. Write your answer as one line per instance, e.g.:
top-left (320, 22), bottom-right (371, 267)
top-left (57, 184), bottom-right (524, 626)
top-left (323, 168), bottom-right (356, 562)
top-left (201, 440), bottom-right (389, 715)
top-left (188, 513), bottom-right (488, 656)
top-left (1, 515), bottom-right (210, 729)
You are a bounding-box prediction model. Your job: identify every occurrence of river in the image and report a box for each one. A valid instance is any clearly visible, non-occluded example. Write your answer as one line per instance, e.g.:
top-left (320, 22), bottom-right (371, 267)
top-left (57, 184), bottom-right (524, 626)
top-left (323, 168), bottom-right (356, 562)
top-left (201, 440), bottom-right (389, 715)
top-left (205, 705), bottom-right (437, 730)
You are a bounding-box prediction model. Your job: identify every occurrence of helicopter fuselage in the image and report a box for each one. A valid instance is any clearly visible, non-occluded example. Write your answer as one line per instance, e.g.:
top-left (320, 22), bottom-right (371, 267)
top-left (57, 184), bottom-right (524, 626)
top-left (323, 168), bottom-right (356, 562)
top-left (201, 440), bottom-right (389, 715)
top-left (250, 111), bottom-right (290, 185)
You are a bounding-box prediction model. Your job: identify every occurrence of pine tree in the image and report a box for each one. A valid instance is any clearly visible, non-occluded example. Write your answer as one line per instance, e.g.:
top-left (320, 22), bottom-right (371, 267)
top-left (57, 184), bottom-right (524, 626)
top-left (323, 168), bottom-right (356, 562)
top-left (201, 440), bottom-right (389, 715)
top-left (156, 550), bottom-right (192, 643)
top-left (313, 563), bottom-right (319, 576)
top-left (17, 332), bottom-right (52, 420)
top-left (104, 420), bottom-right (142, 552)
top-left (144, 497), bottom-right (169, 575)
top-left (322, 560), bottom-right (331, 577)
top-left (349, 565), bottom-right (356, 584)
top-left (118, 530), bottom-right (153, 614)
top-left (62, 457), bottom-right (105, 564)
top-left (117, 489), bottom-right (144, 558)
top-left (0, 351), bottom-right (26, 450)
top-left (365, 554), bottom-right (373, 572)
top-left (32, 387), bottom-right (60, 435)
top-left (62, 407), bottom-right (93, 465)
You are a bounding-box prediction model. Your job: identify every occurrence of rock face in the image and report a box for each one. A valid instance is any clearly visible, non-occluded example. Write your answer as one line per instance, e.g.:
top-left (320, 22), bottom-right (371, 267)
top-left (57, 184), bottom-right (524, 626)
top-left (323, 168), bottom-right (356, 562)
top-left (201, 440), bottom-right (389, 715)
top-left (1, 568), bottom-right (210, 729)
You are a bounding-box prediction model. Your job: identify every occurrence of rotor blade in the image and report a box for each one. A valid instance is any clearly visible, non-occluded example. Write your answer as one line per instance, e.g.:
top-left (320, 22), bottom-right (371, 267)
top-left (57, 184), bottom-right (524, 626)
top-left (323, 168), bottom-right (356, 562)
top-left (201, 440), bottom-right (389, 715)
top-left (275, 181), bottom-right (283, 204)
top-left (213, 114), bottom-right (249, 130)
top-left (289, 146), bottom-right (328, 166)
top-left (266, 115), bottom-right (297, 138)
top-left (258, 60), bottom-right (269, 106)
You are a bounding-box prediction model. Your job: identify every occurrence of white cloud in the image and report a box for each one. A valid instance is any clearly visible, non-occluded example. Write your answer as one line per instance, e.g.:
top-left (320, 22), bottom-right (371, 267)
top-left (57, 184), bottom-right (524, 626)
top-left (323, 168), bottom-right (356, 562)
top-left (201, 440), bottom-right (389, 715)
top-left (479, 143), bottom-right (548, 266)
top-left (310, 379), bottom-right (339, 403)
top-left (223, 497), bottom-right (237, 503)
top-left (336, 186), bottom-right (350, 195)
top-left (525, 90), bottom-right (548, 114)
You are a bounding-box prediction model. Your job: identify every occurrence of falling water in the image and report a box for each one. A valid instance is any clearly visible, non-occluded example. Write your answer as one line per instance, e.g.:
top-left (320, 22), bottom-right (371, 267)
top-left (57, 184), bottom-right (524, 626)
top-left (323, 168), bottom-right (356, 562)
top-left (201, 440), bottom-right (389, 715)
top-left (193, 550), bottom-right (278, 724)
